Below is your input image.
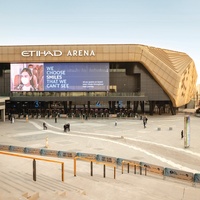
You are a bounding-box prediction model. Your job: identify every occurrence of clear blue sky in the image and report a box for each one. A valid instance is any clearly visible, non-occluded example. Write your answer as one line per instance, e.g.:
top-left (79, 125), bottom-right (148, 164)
top-left (0, 0), bottom-right (199, 83)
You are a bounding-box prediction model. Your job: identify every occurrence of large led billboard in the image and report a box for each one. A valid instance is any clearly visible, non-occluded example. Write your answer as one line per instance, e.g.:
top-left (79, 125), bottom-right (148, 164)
top-left (10, 63), bottom-right (109, 92)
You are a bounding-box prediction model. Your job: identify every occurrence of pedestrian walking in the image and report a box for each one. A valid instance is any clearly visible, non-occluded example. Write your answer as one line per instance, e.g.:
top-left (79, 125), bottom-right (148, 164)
top-left (10, 114), bottom-right (12, 123)
top-left (143, 115), bottom-right (148, 128)
top-left (43, 122), bottom-right (47, 130)
top-left (67, 123), bottom-right (70, 131)
top-left (63, 124), bottom-right (67, 132)
top-left (181, 130), bottom-right (184, 139)
top-left (11, 116), bottom-right (15, 123)
top-left (63, 123), bottom-right (70, 132)
top-left (8, 113), bottom-right (11, 121)
top-left (115, 120), bottom-right (117, 126)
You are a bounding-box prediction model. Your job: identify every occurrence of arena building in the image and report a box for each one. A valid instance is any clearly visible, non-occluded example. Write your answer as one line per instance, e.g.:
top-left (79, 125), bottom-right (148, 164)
top-left (0, 44), bottom-right (198, 120)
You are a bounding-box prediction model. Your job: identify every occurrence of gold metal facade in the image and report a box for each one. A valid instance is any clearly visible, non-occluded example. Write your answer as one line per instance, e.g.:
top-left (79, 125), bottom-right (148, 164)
top-left (0, 44), bottom-right (197, 107)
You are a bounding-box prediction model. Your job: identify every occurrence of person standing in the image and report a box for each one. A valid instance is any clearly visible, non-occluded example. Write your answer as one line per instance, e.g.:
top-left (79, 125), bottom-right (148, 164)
top-left (10, 115), bottom-right (15, 123)
top-left (55, 114), bottom-right (58, 123)
top-left (43, 122), bottom-right (47, 130)
top-left (63, 124), bottom-right (67, 132)
top-left (143, 115), bottom-right (148, 128)
top-left (181, 130), bottom-right (184, 139)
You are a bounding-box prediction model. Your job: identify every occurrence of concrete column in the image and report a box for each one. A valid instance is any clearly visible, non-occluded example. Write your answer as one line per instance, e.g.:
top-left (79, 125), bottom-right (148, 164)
top-left (2, 109), bottom-right (5, 122)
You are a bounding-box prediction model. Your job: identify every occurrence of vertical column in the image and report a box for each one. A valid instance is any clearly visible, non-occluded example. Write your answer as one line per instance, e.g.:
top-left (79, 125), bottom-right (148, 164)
top-left (87, 101), bottom-right (90, 112)
top-left (127, 101), bottom-right (130, 109)
top-left (63, 101), bottom-right (68, 113)
top-left (149, 101), bottom-right (155, 116)
top-left (140, 101), bottom-right (144, 113)
top-left (0, 110), bottom-right (1, 121)
top-left (112, 101), bottom-right (116, 113)
top-left (169, 101), bottom-right (176, 115)
top-left (134, 101), bottom-right (139, 113)
top-left (184, 115), bottom-right (190, 148)
top-left (109, 101), bottom-right (112, 112)
top-left (69, 101), bottom-right (72, 110)
top-left (3, 109), bottom-right (5, 122)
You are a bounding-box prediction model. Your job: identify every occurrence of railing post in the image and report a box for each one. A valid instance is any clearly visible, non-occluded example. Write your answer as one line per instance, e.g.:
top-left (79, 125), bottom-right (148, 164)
top-left (127, 163), bottom-right (130, 173)
top-left (103, 164), bottom-right (106, 178)
top-left (140, 166), bottom-right (142, 175)
top-left (114, 166), bottom-right (116, 179)
top-left (90, 161), bottom-right (93, 176)
top-left (33, 159), bottom-right (36, 181)
top-left (145, 167), bottom-right (147, 176)
top-left (134, 165), bottom-right (136, 174)
top-left (61, 162), bottom-right (64, 182)
top-left (74, 158), bottom-right (76, 177)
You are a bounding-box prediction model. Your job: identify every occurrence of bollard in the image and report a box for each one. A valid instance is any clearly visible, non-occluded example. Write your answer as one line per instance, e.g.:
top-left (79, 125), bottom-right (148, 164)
top-left (45, 137), bottom-right (49, 148)
top-left (26, 115), bottom-right (28, 122)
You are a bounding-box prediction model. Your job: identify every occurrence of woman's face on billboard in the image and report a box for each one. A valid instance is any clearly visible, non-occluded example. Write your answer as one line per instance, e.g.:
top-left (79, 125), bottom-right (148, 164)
top-left (21, 71), bottom-right (32, 85)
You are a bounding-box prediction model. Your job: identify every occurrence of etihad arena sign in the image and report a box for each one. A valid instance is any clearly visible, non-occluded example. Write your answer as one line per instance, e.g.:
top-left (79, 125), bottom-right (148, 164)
top-left (21, 49), bottom-right (95, 57)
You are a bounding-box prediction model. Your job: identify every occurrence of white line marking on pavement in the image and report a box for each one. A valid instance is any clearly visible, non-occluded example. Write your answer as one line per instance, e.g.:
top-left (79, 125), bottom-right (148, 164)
top-left (29, 121), bottom-right (200, 173)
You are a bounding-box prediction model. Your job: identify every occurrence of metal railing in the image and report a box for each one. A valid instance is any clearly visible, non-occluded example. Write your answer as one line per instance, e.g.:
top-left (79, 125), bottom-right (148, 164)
top-left (0, 151), bottom-right (64, 182)
top-left (121, 160), bottom-right (147, 176)
top-left (0, 145), bottom-right (199, 184)
top-left (74, 156), bottom-right (117, 179)
top-left (11, 91), bottom-right (145, 97)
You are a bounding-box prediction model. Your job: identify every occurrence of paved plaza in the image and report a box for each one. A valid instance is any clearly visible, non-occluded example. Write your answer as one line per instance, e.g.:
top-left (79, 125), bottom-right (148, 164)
top-left (0, 113), bottom-right (200, 199)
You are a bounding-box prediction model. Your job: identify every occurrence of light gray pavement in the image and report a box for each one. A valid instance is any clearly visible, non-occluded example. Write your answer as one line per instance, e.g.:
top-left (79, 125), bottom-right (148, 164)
top-left (0, 113), bottom-right (200, 199)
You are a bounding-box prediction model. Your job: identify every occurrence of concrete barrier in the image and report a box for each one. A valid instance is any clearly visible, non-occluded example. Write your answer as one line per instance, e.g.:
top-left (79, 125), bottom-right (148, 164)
top-left (194, 174), bottom-right (200, 183)
top-left (58, 151), bottom-right (76, 158)
top-left (40, 149), bottom-right (58, 157)
top-left (96, 154), bottom-right (117, 164)
top-left (140, 162), bottom-right (164, 175)
top-left (76, 152), bottom-right (96, 160)
top-left (9, 145), bottom-right (25, 153)
top-left (118, 158), bottom-right (140, 166)
top-left (0, 144), bottom-right (10, 151)
top-left (164, 168), bottom-right (194, 182)
top-left (1, 144), bottom-right (200, 185)
top-left (24, 147), bottom-right (41, 155)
